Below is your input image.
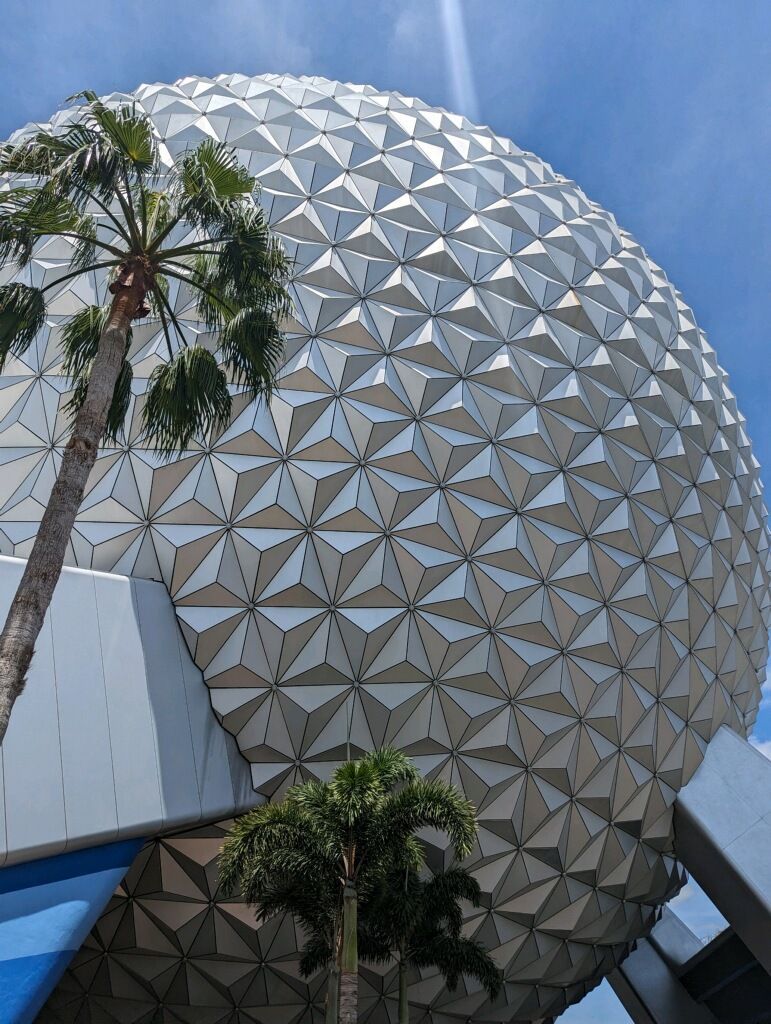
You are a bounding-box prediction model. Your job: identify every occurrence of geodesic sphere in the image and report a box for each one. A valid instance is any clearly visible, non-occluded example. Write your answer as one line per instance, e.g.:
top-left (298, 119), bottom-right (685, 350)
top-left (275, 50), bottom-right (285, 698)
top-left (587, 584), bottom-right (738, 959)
top-left (4, 74), bottom-right (769, 1023)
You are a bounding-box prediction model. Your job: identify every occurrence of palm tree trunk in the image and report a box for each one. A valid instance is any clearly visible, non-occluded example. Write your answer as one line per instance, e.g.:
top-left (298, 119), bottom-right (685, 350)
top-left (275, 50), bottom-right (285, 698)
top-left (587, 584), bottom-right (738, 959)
top-left (0, 275), bottom-right (145, 743)
top-left (339, 880), bottom-right (358, 1024)
top-left (398, 950), bottom-right (409, 1024)
top-left (326, 962), bottom-right (340, 1024)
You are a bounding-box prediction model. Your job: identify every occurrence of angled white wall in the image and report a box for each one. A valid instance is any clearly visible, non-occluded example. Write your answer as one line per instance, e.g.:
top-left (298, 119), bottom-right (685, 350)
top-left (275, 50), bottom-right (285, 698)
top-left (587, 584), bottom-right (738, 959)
top-left (0, 556), bottom-right (257, 867)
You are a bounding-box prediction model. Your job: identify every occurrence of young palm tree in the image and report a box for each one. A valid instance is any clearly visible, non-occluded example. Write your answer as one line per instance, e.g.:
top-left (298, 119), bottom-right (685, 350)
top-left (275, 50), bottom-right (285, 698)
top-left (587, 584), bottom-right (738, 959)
top-left (216, 800), bottom-right (391, 1024)
top-left (220, 747), bottom-right (477, 1024)
top-left (365, 865), bottom-right (503, 1023)
top-left (219, 800), bottom-right (347, 1024)
top-left (0, 91), bottom-right (291, 741)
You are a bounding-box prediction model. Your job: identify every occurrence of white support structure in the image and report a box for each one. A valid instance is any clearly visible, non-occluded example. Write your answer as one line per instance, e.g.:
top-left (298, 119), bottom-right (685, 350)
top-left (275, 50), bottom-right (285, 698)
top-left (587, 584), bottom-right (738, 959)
top-left (609, 726), bottom-right (771, 1023)
top-left (674, 725), bottom-right (771, 975)
top-left (0, 556), bottom-right (257, 867)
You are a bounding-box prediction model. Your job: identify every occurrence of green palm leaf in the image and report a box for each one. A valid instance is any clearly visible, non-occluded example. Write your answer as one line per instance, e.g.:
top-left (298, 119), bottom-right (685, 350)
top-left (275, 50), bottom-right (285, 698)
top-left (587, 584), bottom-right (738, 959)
top-left (30, 123), bottom-right (121, 199)
top-left (0, 218), bottom-right (34, 268)
top-left (143, 190), bottom-right (173, 241)
top-left (0, 283), bottom-right (46, 363)
top-left (179, 139), bottom-right (255, 228)
top-left (2, 187), bottom-right (89, 234)
top-left (411, 933), bottom-right (503, 997)
top-left (60, 305), bottom-right (134, 442)
top-left (65, 357), bottom-right (132, 443)
top-left (219, 305), bottom-right (282, 393)
top-left (87, 103), bottom-right (157, 174)
top-left (421, 867), bottom-right (481, 937)
top-left (0, 126), bottom-right (97, 178)
top-left (375, 779), bottom-right (477, 860)
top-left (60, 305), bottom-right (114, 378)
top-left (144, 345), bottom-right (232, 454)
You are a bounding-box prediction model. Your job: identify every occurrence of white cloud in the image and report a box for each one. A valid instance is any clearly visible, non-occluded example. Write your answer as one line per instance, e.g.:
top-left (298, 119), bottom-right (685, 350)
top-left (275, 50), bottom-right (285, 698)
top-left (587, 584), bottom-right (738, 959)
top-left (392, 5), bottom-right (432, 52)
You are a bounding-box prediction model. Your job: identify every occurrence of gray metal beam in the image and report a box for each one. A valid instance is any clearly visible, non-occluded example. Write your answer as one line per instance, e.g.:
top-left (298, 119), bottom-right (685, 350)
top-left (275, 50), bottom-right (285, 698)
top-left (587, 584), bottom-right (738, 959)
top-left (609, 725), bottom-right (771, 1023)
top-left (609, 941), bottom-right (716, 1024)
top-left (608, 909), bottom-right (717, 1024)
top-left (674, 725), bottom-right (771, 975)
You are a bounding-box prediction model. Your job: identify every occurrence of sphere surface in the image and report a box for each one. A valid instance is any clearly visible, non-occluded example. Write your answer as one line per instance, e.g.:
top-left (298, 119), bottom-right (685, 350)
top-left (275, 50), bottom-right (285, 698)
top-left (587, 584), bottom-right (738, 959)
top-left (3, 74), bottom-right (768, 1022)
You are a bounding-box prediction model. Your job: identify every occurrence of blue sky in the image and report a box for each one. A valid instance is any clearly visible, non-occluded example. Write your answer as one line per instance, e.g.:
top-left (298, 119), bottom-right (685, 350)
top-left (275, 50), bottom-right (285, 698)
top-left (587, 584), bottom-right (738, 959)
top-left (1, 2), bottom-right (769, 1019)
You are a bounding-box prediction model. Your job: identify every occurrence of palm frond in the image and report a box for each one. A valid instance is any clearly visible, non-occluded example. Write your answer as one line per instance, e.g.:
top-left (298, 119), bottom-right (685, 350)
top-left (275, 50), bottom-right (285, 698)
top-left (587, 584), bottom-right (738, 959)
top-left (422, 867), bottom-right (482, 922)
top-left (285, 779), bottom-right (335, 813)
top-left (0, 129), bottom-right (93, 178)
top-left (330, 760), bottom-right (388, 826)
top-left (219, 799), bottom-right (338, 907)
top-left (219, 306), bottom-right (285, 396)
top-left (0, 137), bottom-right (56, 177)
top-left (357, 924), bottom-right (394, 966)
top-left (0, 283), bottom-right (46, 363)
top-left (361, 747), bottom-right (420, 788)
top-left (17, 124), bottom-right (120, 199)
top-left (410, 934), bottom-right (503, 998)
top-left (143, 346), bottom-right (231, 455)
top-left (213, 207), bottom-right (291, 304)
top-left (286, 781), bottom-right (346, 859)
top-left (0, 183), bottom-right (123, 267)
top-left (249, 870), bottom-right (338, 928)
top-left (2, 187), bottom-right (86, 234)
top-left (104, 358), bottom-right (133, 441)
top-left (64, 356), bottom-right (132, 442)
top-left (71, 213), bottom-right (99, 272)
top-left (376, 779), bottom-right (477, 860)
top-left (60, 305), bottom-right (109, 378)
top-left (81, 98), bottom-right (158, 176)
top-left (298, 932), bottom-right (335, 978)
top-left (59, 304), bottom-right (133, 440)
top-left (143, 189), bottom-right (173, 242)
top-left (0, 218), bottom-right (34, 268)
top-left (177, 140), bottom-right (255, 230)
top-left (186, 252), bottom-right (233, 330)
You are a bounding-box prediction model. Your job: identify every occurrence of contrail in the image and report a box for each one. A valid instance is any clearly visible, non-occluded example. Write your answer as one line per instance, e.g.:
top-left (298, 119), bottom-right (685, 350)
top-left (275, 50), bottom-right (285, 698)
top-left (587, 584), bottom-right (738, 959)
top-left (439, 0), bottom-right (480, 123)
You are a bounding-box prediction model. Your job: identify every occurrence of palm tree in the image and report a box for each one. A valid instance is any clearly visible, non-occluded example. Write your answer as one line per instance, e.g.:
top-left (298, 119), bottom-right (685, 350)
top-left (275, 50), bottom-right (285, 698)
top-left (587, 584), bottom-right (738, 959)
top-left (216, 800), bottom-right (391, 1024)
top-left (219, 800), bottom-right (347, 1024)
top-left (219, 747), bottom-right (477, 1024)
top-left (0, 91), bottom-right (291, 742)
top-left (365, 865), bottom-right (503, 1024)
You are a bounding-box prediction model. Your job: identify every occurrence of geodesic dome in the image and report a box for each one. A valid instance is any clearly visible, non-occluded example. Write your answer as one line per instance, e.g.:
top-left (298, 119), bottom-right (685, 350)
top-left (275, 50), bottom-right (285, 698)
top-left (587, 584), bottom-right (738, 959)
top-left (2, 73), bottom-right (768, 1023)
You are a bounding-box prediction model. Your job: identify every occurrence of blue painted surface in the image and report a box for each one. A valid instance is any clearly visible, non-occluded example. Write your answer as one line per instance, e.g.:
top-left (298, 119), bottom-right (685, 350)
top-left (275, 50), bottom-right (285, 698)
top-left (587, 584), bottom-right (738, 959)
top-left (0, 839), bottom-right (142, 1024)
top-left (0, 951), bottom-right (75, 1024)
